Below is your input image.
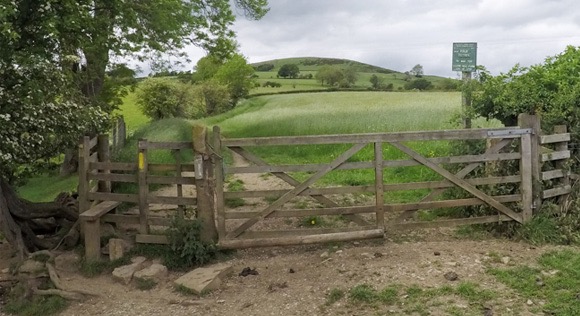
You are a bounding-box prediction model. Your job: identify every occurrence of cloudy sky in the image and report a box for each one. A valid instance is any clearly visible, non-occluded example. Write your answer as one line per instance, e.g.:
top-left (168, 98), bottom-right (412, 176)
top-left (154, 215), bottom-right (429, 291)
top-left (177, 0), bottom-right (580, 78)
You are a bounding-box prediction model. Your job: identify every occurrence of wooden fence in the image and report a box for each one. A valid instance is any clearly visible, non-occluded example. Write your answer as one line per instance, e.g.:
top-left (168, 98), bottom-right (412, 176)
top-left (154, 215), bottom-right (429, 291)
top-left (79, 114), bottom-right (572, 257)
top-left (78, 128), bottom-right (216, 260)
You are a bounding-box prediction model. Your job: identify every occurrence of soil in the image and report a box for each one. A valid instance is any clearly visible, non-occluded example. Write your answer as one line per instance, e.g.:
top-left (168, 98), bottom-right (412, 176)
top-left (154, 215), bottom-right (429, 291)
top-left (0, 153), bottom-right (573, 315)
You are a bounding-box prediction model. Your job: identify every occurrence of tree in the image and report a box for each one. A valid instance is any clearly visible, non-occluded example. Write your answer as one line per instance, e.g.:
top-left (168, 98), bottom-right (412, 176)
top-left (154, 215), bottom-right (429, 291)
top-left (410, 64), bottom-right (424, 77)
top-left (341, 66), bottom-right (358, 87)
top-left (404, 78), bottom-right (432, 90)
top-left (193, 55), bottom-right (223, 83)
top-left (0, 0), bottom-right (269, 257)
top-left (277, 64), bottom-right (300, 78)
top-left (214, 54), bottom-right (256, 104)
top-left (316, 66), bottom-right (344, 86)
top-left (473, 46), bottom-right (580, 138)
top-left (370, 74), bottom-right (384, 90)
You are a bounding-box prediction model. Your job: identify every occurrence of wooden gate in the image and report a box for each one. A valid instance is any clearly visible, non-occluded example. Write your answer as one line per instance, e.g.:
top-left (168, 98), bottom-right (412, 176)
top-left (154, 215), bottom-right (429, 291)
top-left (213, 122), bottom-right (537, 249)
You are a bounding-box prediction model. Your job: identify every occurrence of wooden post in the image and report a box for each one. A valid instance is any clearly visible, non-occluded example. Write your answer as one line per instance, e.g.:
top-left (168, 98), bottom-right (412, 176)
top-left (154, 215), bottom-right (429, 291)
top-left (374, 142), bottom-right (385, 229)
top-left (193, 125), bottom-right (218, 243)
top-left (173, 149), bottom-right (184, 218)
top-left (554, 125), bottom-right (570, 207)
top-left (213, 126), bottom-right (226, 241)
top-left (118, 116), bottom-right (126, 149)
top-left (520, 133), bottom-right (533, 222)
top-left (97, 134), bottom-right (111, 193)
top-left (462, 71), bottom-right (472, 129)
top-left (78, 136), bottom-right (90, 214)
top-left (138, 139), bottom-right (149, 234)
top-left (518, 114), bottom-right (541, 214)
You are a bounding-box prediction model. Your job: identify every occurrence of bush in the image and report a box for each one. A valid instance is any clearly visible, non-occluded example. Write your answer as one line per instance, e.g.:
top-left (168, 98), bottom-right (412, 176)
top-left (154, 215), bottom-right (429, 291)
top-left (136, 78), bottom-right (200, 120)
top-left (165, 217), bottom-right (217, 270)
top-left (404, 78), bottom-right (432, 90)
top-left (192, 81), bottom-right (232, 116)
top-left (262, 81), bottom-right (282, 88)
top-left (254, 63), bottom-right (274, 71)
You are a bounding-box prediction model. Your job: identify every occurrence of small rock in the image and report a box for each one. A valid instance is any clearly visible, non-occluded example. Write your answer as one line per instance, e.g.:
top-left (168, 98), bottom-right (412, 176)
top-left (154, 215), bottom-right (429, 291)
top-left (1, 268), bottom-right (10, 274)
top-left (434, 251), bottom-right (441, 256)
top-left (446, 261), bottom-right (458, 267)
top-left (353, 241), bottom-right (360, 246)
top-left (239, 267), bottom-right (258, 277)
top-left (217, 299), bottom-right (225, 304)
top-left (112, 256), bottom-right (147, 285)
top-left (320, 251), bottom-right (330, 258)
top-left (335, 250), bottom-right (343, 254)
top-left (526, 299), bottom-right (533, 305)
top-left (444, 271), bottom-right (459, 281)
top-left (361, 253), bottom-right (374, 259)
top-left (535, 276), bottom-right (544, 287)
top-left (108, 238), bottom-right (133, 261)
top-left (54, 252), bottom-right (81, 273)
top-left (101, 223), bottom-right (117, 237)
top-left (134, 263), bottom-right (168, 282)
top-left (174, 263), bottom-right (233, 295)
top-left (501, 256), bottom-right (510, 264)
top-left (373, 252), bottom-right (383, 258)
top-left (288, 268), bottom-right (295, 274)
top-left (19, 260), bottom-right (45, 274)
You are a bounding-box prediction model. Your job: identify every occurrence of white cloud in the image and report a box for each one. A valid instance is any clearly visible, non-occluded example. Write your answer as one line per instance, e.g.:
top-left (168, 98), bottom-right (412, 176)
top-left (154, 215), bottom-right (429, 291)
top-left (164, 1), bottom-right (580, 77)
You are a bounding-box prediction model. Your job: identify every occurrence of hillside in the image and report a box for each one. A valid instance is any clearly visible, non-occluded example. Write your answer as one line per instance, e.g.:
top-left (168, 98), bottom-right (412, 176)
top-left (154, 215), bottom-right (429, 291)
top-left (249, 57), bottom-right (456, 95)
top-left (252, 57), bottom-right (398, 74)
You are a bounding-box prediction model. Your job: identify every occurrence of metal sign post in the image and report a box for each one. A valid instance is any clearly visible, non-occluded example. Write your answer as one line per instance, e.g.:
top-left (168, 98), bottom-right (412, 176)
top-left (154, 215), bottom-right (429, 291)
top-left (453, 42), bottom-right (477, 129)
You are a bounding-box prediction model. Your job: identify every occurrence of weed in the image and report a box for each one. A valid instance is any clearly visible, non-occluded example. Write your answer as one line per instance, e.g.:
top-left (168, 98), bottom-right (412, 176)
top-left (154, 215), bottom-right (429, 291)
top-left (348, 284), bottom-right (378, 304)
top-left (134, 277), bottom-right (157, 291)
top-left (165, 216), bottom-right (217, 270)
top-left (263, 194), bottom-right (280, 203)
top-left (4, 295), bottom-right (68, 316)
top-left (226, 179), bottom-right (245, 192)
top-left (225, 198), bottom-right (246, 208)
top-left (300, 215), bottom-right (325, 227)
top-left (175, 284), bottom-right (197, 296)
top-left (378, 286), bottom-right (399, 305)
top-left (326, 288), bottom-right (345, 305)
top-left (79, 256), bottom-right (131, 277)
top-left (454, 225), bottom-right (490, 240)
top-left (516, 213), bottom-right (566, 245)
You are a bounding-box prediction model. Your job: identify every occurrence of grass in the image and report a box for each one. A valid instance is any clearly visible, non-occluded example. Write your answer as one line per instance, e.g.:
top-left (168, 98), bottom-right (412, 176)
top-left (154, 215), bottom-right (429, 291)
top-left (134, 277), bottom-right (157, 290)
top-left (116, 88), bottom-right (149, 134)
top-left (16, 173), bottom-right (77, 202)
top-left (489, 249), bottom-right (580, 315)
top-left (201, 91), bottom-right (501, 203)
top-left (3, 295), bottom-right (68, 316)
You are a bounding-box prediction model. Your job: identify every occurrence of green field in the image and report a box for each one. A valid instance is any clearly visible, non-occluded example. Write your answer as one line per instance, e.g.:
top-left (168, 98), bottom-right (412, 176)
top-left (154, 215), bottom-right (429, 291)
top-left (201, 91), bottom-right (500, 201)
top-left (250, 57), bottom-right (455, 95)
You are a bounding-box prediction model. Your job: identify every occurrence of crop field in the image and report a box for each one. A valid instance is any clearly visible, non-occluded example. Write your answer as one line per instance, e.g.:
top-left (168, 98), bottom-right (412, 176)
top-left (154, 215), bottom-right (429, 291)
top-left (203, 91), bottom-right (500, 202)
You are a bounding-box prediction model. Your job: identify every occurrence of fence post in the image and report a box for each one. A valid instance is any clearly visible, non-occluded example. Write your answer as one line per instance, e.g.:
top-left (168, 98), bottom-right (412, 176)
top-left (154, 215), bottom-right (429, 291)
top-left (518, 114), bottom-right (542, 214)
top-left (78, 136), bottom-right (90, 214)
top-left (213, 126), bottom-right (226, 241)
top-left (172, 149), bottom-right (184, 217)
top-left (374, 142), bottom-right (385, 229)
top-left (138, 139), bottom-right (149, 234)
top-left (554, 125), bottom-right (570, 207)
top-left (118, 116), bottom-right (126, 149)
top-left (97, 134), bottom-right (111, 193)
top-left (193, 125), bottom-right (218, 243)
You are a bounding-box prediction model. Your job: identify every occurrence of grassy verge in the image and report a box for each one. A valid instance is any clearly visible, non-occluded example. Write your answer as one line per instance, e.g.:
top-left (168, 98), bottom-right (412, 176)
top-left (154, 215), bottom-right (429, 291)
top-left (489, 249), bottom-right (580, 315)
top-left (16, 174), bottom-right (77, 202)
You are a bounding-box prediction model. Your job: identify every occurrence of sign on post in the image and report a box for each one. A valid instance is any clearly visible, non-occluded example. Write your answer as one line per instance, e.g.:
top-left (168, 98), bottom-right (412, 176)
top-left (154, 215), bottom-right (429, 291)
top-left (452, 42), bottom-right (477, 72)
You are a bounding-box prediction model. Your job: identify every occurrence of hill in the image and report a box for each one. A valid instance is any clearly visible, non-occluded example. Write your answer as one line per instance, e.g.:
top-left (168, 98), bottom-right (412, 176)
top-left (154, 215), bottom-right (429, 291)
top-left (252, 57), bottom-right (398, 74)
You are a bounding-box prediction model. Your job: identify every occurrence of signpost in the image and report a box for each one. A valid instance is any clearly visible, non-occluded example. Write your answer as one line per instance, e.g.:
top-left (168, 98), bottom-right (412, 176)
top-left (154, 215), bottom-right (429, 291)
top-left (453, 42), bottom-right (477, 129)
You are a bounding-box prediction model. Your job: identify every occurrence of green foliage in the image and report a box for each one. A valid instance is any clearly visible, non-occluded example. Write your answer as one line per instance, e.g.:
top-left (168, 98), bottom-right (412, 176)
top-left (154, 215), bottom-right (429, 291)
top-left (489, 249), bottom-right (580, 315)
top-left (404, 78), bottom-right (432, 90)
top-left (315, 65), bottom-right (344, 86)
top-left (326, 288), bottom-right (345, 305)
top-left (410, 64), bottom-right (424, 77)
top-left (262, 81), bottom-right (282, 88)
top-left (254, 63), bottom-right (275, 71)
top-left (134, 277), bottom-right (157, 291)
top-left (175, 284), bottom-right (197, 296)
top-left (79, 256), bottom-right (131, 278)
top-left (348, 284), bottom-right (378, 304)
top-left (3, 293), bottom-right (67, 316)
top-left (472, 46), bottom-right (580, 147)
top-left (193, 81), bottom-right (232, 116)
top-left (369, 74), bottom-right (384, 90)
top-left (165, 217), bottom-right (217, 270)
top-left (213, 54), bottom-right (256, 103)
top-left (136, 78), bottom-right (202, 120)
top-left (277, 64), bottom-right (300, 78)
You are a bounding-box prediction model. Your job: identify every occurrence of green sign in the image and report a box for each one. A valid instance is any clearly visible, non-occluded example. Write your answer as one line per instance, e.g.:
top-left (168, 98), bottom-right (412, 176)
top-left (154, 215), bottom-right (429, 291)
top-left (452, 42), bottom-right (477, 72)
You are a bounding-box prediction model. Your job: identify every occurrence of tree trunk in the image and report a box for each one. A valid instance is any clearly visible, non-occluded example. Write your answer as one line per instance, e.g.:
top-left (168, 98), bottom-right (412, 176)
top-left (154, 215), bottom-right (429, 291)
top-left (0, 179), bottom-right (80, 259)
top-left (60, 149), bottom-right (79, 177)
